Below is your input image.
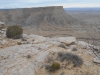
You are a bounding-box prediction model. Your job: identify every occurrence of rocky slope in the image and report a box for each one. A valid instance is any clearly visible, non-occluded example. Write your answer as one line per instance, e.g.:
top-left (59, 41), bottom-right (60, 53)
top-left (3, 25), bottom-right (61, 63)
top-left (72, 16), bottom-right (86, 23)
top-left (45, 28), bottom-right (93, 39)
top-left (0, 33), bottom-right (100, 75)
top-left (0, 6), bottom-right (86, 30)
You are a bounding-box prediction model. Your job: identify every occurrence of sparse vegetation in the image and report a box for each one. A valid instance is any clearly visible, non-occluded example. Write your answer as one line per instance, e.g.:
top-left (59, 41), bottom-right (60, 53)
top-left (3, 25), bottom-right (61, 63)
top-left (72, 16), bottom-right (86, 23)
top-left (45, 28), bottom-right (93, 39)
top-left (26, 54), bottom-right (31, 59)
top-left (50, 62), bottom-right (60, 72)
top-left (71, 47), bottom-right (77, 51)
top-left (17, 42), bottom-right (22, 45)
top-left (58, 52), bottom-right (83, 67)
top-left (58, 43), bottom-right (67, 49)
top-left (45, 52), bottom-right (83, 74)
top-left (6, 25), bottom-right (23, 39)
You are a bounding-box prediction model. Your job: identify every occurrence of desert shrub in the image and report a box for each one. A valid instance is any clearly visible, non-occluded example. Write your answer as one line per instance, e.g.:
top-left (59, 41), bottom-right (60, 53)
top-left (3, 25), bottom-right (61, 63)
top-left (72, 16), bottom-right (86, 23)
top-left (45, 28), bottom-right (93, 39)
top-left (58, 44), bottom-right (67, 49)
top-left (71, 47), bottom-right (77, 51)
top-left (50, 62), bottom-right (60, 72)
top-left (17, 42), bottom-right (22, 45)
top-left (58, 52), bottom-right (64, 57)
top-left (6, 25), bottom-right (23, 39)
top-left (26, 54), bottom-right (31, 59)
top-left (58, 52), bottom-right (83, 67)
top-left (21, 38), bottom-right (27, 41)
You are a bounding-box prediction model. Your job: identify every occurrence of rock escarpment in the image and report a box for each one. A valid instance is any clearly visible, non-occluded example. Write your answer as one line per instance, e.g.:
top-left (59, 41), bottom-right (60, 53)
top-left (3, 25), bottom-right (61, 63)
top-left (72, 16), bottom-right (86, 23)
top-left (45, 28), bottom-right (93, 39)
top-left (0, 6), bottom-right (85, 30)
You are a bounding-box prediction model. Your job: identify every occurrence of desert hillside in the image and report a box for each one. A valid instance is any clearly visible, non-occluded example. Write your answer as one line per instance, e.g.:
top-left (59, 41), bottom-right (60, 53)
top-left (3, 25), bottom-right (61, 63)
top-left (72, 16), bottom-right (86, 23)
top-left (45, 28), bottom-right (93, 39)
top-left (0, 6), bottom-right (86, 30)
top-left (0, 6), bottom-right (94, 39)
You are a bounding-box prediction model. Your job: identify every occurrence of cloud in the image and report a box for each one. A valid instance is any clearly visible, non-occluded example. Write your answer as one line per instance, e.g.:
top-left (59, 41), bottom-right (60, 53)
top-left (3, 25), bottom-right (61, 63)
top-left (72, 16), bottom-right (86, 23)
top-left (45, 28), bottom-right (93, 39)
top-left (53, 3), bottom-right (100, 8)
top-left (0, 0), bottom-right (100, 8)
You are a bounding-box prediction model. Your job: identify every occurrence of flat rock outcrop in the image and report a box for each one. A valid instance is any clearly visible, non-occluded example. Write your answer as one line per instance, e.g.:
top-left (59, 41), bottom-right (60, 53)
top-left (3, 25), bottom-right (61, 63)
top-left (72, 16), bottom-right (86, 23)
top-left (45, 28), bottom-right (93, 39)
top-left (0, 34), bottom-right (100, 75)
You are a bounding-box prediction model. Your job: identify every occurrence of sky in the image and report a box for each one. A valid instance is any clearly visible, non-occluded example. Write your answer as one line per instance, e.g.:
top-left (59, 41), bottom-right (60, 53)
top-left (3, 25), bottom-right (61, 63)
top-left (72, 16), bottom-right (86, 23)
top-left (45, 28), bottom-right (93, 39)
top-left (0, 0), bottom-right (100, 8)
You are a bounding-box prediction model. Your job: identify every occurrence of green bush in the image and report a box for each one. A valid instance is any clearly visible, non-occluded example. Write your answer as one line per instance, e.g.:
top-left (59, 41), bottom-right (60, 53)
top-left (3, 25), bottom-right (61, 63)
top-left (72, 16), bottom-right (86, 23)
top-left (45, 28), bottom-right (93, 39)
top-left (50, 62), bottom-right (60, 72)
top-left (17, 42), bottom-right (22, 45)
top-left (6, 25), bottom-right (23, 39)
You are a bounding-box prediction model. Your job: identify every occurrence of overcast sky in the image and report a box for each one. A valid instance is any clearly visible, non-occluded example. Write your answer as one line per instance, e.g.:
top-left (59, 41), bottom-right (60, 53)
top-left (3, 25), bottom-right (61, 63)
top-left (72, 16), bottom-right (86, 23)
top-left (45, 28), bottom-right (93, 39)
top-left (0, 0), bottom-right (100, 8)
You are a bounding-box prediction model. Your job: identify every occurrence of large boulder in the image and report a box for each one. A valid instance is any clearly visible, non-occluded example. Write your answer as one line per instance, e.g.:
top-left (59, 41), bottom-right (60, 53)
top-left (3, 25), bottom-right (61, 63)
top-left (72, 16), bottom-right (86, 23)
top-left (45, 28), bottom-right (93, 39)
top-left (77, 41), bottom-right (89, 49)
top-left (23, 34), bottom-right (47, 44)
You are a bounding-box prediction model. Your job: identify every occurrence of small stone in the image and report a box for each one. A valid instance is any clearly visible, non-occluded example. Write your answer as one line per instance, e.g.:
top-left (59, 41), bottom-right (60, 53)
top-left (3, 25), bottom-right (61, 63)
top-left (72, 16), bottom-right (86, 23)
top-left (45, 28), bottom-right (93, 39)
top-left (11, 43), bottom-right (16, 46)
top-left (84, 61), bottom-right (92, 67)
top-left (1, 29), bottom-right (6, 31)
top-left (1, 40), bottom-right (8, 45)
top-left (77, 41), bottom-right (88, 49)
top-left (67, 49), bottom-right (71, 52)
top-left (0, 31), bottom-right (4, 34)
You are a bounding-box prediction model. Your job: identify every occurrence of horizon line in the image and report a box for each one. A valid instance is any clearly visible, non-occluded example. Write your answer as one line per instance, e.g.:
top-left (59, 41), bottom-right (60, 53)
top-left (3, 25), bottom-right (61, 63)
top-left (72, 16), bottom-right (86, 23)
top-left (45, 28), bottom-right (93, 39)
top-left (0, 6), bottom-right (100, 9)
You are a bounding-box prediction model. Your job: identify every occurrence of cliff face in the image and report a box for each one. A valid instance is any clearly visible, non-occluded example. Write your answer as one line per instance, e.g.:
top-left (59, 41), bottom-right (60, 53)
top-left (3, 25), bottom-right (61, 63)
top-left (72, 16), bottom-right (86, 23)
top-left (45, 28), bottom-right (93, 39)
top-left (0, 6), bottom-right (85, 30)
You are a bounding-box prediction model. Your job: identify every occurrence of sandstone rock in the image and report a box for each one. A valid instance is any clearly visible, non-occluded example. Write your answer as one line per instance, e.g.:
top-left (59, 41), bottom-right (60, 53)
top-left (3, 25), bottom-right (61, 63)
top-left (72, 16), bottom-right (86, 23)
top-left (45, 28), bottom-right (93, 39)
top-left (11, 43), bottom-right (16, 46)
top-left (86, 50), bottom-right (94, 55)
top-left (1, 28), bottom-right (6, 31)
top-left (23, 34), bottom-right (47, 44)
top-left (93, 57), bottom-right (100, 64)
top-left (0, 6), bottom-right (85, 30)
top-left (95, 69), bottom-right (100, 75)
top-left (84, 61), bottom-right (92, 67)
top-left (0, 40), bottom-right (8, 45)
top-left (0, 31), bottom-right (4, 34)
top-left (0, 34), bottom-right (99, 75)
top-left (57, 37), bottom-right (76, 45)
top-left (67, 49), bottom-right (71, 52)
top-left (77, 41), bottom-right (88, 49)
top-left (0, 44), bottom-right (49, 75)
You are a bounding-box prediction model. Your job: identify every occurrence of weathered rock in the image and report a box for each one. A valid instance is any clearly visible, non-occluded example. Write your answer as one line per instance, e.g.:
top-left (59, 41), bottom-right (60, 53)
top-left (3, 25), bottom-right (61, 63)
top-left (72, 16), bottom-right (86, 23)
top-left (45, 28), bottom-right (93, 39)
top-left (84, 61), bottom-right (92, 67)
top-left (57, 37), bottom-right (76, 45)
top-left (0, 34), bottom-right (99, 75)
top-left (93, 57), bottom-right (100, 64)
top-left (95, 69), bottom-right (100, 75)
top-left (77, 41), bottom-right (88, 49)
top-left (23, 34), bottom-right (47, 44)
top-left (0, 45), bottom-right (49, 75)
top-left (1, 28), bottom-right (6, 31)
top-left (0, 31), bottom-right (4, 34)
top-left (0, 40), bottom-right (8, 45)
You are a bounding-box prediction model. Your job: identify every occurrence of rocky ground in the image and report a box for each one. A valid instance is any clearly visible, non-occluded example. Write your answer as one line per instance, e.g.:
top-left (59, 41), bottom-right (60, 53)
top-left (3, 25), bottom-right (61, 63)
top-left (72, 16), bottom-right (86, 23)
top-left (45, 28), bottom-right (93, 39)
top-left (0, 29), bottom-right (100, 75)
